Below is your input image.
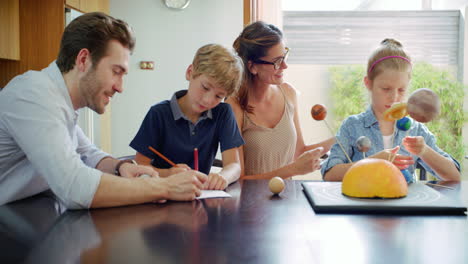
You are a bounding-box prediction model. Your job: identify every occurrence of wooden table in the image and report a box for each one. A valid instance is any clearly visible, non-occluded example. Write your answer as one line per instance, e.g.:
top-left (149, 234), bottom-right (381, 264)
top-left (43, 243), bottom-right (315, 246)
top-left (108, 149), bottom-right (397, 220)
top-left (1, 180), bottom-right (467, 264)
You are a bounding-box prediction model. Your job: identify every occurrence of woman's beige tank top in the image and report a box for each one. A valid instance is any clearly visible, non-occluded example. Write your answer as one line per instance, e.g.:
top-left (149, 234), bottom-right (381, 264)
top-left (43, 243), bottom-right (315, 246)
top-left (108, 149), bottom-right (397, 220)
top-left (242, 88), bottom-right (297, 175)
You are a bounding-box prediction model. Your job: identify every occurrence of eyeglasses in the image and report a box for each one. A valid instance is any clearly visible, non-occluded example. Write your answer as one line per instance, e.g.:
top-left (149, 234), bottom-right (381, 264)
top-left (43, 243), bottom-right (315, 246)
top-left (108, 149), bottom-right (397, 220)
top-left (252, 47), bottom-right (290, 70)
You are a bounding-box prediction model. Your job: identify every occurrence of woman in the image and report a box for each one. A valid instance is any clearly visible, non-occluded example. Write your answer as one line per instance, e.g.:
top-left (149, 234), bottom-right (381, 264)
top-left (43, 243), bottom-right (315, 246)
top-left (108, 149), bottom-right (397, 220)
top-left (226, 21), bottom-right (334, 180)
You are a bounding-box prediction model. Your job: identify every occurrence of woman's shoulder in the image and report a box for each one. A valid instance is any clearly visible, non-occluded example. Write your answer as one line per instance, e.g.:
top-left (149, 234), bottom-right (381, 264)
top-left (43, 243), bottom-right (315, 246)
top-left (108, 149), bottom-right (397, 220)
top-left (279, 82), bottom-right (298, 102)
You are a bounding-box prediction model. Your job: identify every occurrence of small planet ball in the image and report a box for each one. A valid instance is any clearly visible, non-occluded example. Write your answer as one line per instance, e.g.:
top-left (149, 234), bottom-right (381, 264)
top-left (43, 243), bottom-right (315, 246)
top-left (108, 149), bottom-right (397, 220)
top-left (407, 88), bottom-right (440, 123)
top-left (383, 102), bottom-right (407, 121)
top-left (311, 104), bottom-right (327, 121)
top-left (396, 117), bottom-right (412, 131)
top-left (269, 176), bottom-right (285, 194)
top-left (356, 136), bottom-right (371, 153)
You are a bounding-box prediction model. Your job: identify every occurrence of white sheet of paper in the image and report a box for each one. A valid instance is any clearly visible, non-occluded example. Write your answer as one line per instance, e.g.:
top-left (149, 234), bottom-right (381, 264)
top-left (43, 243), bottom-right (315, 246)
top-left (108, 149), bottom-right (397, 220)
top-left (197, 190), bottom-right (232, 199)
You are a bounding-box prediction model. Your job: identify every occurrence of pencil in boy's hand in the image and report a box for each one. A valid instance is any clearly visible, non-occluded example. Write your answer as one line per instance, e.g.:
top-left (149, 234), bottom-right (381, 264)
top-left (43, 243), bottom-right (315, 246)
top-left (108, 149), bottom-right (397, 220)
top-left (194, 148), bottom-right (199, 171)
top-left (148, 146), bottom-right (176, 167)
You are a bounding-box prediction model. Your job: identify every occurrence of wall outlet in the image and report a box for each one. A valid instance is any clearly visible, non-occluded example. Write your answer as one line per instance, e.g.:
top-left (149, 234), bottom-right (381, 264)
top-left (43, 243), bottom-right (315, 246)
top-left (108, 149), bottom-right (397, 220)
top-left (140, 61), bottom-right (154, 70)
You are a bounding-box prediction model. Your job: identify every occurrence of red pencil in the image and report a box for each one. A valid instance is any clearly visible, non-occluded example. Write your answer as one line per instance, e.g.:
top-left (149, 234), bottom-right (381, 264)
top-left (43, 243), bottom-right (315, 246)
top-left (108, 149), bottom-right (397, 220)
top-left (194, 148), bottom-right (198, 171)
top-left (148, 146), bottom-right (176, 167)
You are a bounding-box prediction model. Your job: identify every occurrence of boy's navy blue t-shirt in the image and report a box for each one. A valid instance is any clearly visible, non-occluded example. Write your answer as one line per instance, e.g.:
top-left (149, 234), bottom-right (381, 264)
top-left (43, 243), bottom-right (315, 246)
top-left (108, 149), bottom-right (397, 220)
top-left (130, 90), bottom-right (244, 174)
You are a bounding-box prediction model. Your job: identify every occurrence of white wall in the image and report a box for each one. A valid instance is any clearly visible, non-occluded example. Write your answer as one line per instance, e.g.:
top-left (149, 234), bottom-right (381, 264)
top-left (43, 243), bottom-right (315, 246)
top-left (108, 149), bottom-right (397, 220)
top-left (284, 65), bottom-right (333, 145)
top-left (285, 64), bottom-right (335, 180)
top-left (109, 0), bottom-right (243, 157)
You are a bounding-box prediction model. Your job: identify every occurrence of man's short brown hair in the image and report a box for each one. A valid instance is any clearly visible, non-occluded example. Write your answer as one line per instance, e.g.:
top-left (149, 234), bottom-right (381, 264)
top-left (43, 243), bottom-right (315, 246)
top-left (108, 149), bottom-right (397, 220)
top-left (57, 12), bottom-right (135, 73)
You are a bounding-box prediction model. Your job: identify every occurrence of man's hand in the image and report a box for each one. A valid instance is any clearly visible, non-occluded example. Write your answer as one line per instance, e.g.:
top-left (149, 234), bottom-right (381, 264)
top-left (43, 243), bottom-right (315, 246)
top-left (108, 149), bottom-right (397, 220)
top-left (119, 163), bottom-right (159, 178)
top-left (163, 170), bottom-right (208, 201)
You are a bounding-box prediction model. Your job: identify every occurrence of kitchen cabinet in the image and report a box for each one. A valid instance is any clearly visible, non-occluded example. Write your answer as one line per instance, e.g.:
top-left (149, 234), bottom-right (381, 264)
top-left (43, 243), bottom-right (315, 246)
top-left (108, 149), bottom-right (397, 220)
top-left (65, 0), bottom-right (80, 10)
top-left (65, 0), bottom-right (109, 13)
top-left (0, 0), bottom-right (20, 60)
top-left (0, 0), bottom-right (63, 88)
top-left (0, 0), bottom-right (109, 88)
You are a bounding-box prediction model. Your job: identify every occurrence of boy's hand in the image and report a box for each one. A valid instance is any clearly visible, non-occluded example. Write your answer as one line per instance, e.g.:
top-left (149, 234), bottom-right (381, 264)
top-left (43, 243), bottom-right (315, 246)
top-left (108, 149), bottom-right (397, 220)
top-left (167, 163), bottom-right (190, 176)
top-left (403, 136), bottom-right (427, 157)
top-left (203, 173), bottom-right (228, 190)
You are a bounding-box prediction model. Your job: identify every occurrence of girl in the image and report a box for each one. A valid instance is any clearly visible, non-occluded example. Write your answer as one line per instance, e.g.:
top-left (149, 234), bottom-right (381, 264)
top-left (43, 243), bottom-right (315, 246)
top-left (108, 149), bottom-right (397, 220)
top-left (322, 39), bottom-right (460, 181)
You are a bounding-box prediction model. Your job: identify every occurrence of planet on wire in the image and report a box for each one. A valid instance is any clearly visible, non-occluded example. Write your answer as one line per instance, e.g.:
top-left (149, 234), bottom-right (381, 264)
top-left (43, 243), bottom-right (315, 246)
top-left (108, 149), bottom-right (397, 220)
top-left (396, 116), bottom-right (412, 131)
top-left (407, 88), bottom-right (440, 123)
top-left (311, 104), bottom-right (327, 121)
top-left (356, 136), bottom-right (371, 153)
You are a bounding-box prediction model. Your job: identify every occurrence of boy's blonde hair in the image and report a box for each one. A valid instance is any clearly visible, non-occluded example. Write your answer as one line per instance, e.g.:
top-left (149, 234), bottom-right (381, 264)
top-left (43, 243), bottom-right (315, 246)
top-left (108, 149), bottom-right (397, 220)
top-left (367, 38), bottom-right (412, 81)
top-left (191, 44), bottom-right (244, 97)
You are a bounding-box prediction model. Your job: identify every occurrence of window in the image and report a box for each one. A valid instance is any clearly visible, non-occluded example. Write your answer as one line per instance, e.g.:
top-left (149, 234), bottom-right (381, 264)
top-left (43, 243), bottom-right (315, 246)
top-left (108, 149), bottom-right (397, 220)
top-left (284, 10), bottom-right (460, 69)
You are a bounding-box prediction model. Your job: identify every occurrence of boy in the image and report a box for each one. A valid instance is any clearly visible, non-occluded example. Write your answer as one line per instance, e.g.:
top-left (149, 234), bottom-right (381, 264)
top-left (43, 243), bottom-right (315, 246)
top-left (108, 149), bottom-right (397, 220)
top-left (130, 44), bottom-right (244, 190)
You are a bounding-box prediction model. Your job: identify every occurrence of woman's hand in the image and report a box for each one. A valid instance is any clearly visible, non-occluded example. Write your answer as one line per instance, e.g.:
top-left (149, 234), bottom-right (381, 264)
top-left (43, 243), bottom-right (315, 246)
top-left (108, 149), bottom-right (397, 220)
top-left (290, 147), bottom-right (324, 175)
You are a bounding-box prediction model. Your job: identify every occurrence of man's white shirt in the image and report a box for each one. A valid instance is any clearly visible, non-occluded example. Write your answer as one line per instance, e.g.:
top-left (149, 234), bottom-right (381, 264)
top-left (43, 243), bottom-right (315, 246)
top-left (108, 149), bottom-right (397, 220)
top-left (0, 61), bottom-right (109, 209)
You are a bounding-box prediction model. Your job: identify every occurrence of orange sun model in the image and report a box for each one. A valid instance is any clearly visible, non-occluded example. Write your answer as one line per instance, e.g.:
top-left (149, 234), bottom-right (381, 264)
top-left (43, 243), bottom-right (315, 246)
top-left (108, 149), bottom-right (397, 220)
top-left (342, 158), bottom-right (408, 198)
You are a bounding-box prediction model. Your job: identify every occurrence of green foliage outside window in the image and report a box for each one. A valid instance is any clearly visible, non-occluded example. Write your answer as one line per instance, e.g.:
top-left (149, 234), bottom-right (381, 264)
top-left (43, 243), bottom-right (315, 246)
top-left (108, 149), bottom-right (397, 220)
top-left (328, 62), bottom-right (466, 163)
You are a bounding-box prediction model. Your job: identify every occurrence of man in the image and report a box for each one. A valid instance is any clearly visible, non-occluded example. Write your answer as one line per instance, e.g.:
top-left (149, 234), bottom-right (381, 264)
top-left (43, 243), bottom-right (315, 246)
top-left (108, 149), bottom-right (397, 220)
top-left (0, 12), bottom-right (207, 209)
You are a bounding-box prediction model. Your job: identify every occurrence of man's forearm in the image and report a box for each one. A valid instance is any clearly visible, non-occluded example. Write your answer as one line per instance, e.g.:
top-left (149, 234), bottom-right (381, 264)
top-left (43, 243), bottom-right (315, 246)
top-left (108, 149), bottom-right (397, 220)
top-left (90, 173), bottom-right (168, 208)
top-left (96, 156), bottom-right (119, 174)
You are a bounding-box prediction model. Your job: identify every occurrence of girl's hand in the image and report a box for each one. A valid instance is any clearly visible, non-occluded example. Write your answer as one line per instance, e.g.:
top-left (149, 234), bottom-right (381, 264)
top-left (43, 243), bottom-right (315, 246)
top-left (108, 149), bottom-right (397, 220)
top-left (402, 136), bottom-right (427, 157)
top-left (369, 146), bottom-right (414, 170)
top-left (391, 154), bottom-right (415, 170)
top-left (369, 146), bottom-right (400, 160)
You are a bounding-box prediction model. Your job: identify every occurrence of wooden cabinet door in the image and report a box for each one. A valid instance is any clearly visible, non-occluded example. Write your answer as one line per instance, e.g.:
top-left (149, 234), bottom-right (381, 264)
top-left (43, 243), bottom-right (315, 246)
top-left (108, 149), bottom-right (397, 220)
top-left (65, 0), bottom-right (80, 10)
top-left (0, 0), bottom-right (64, 88)
top-left (0, 0), bottom-right (20, 60)
top-left (80, 0), bottom-right (109, 13)
top-left (65, 0), bottom-right (108, 13)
